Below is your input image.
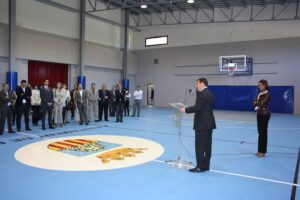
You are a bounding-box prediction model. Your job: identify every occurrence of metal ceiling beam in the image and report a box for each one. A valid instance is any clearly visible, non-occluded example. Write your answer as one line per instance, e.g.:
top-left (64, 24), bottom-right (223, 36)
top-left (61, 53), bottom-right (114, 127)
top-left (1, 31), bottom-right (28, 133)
top-left (34, 0), bottom-right (140, 31)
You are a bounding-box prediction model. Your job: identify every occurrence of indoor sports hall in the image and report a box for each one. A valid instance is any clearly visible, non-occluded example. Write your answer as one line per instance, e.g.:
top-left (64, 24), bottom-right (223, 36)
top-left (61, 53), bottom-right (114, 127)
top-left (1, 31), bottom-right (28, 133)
top-left (0, 0), bottom-right (299, 200)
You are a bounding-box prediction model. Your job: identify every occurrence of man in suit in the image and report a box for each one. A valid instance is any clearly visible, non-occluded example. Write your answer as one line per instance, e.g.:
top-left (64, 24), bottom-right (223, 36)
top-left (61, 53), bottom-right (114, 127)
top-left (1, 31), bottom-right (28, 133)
top-left (98, 84), bottom-right (111, 121)
top-left (0, 83), bottom-right (16, 135)
top-left (109, 85), bottom-right (116, 117)
top-left (70, 84), bottom-right (78, 120)
top-left (180, 78), bottom-right (216, 173)
top-left (40, 80), bottom-right (55, 130)
top-left (115, 84), bottom-right (126, 123)
top-left (75, 84), bottom-right (89, 125)
top-left (15, 80), bottom-right (32, 132)
top-left (88, 83), bottom-right (99, 122)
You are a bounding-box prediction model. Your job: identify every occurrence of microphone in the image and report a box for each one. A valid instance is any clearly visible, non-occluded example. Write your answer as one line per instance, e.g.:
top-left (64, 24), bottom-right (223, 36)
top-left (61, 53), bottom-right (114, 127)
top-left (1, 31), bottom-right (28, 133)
top-left (183, 89), bottom-right (195, 104)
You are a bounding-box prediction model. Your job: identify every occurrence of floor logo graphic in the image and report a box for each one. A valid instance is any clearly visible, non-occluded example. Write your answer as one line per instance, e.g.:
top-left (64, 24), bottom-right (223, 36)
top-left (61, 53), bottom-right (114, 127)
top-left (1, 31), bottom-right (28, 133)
top-left (15, 135), bottom-right (164, 171)
top-left (47, 139), bottom-right (121, 157)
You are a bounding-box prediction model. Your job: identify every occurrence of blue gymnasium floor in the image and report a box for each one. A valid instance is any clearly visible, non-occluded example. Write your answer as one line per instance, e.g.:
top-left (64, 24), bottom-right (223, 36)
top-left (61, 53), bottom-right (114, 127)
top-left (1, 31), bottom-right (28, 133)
top-left (0, 107), bottom-right (299, 200)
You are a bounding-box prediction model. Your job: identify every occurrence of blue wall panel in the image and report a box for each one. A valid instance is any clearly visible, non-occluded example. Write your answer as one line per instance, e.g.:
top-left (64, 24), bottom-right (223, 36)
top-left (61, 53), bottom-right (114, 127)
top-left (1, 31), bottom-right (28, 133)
top-left (209, 85), bottom-right (294, 114)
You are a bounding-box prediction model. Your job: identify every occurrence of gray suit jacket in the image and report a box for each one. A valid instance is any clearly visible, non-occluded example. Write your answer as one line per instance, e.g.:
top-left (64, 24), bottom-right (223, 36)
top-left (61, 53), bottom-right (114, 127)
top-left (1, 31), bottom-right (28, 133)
top-left (75, 90), bottom-right (88, 105)
top-left (88, 89), bottom-right (99, 103)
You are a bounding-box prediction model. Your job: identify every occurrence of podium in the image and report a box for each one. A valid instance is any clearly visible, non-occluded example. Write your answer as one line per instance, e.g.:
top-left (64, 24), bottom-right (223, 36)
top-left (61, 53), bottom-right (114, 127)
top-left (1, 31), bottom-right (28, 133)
top-left (166, 103), bottom-right (194, 169)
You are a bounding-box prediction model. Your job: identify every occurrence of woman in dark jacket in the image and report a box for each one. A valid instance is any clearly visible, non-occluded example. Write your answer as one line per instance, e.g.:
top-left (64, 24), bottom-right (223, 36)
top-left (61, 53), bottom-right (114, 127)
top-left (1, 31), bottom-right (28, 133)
top-left (253, 79), bottom-right (271, 158)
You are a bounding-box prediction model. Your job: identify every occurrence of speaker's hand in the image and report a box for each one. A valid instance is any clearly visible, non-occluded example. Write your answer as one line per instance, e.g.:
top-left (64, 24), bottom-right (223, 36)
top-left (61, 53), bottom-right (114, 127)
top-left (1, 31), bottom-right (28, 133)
top-left (179, 107), bottom-right (185, 113)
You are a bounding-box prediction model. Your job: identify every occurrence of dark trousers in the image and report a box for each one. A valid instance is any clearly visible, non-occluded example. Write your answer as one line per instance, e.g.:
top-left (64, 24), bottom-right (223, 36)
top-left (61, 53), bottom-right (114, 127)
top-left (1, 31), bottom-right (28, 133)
top-left (115, 103), bottom-right (124, 122)
top-left (195, 129), bottom-right (213, 169)
top-left (41, 104), bottom-right (53, 128)
top-left (16, 104), bottom-right (30, 130)
top-left (62, 106), bottom-right (67, 123)
top-left (124, 100), bottom-right (130, 116)
top-left (0, 107), bottom-right (13, 134)
top-left (71, 102), bottom-right (75, 119)
top-left (257, 113), bottom-right (271, 153)
top-left (99, 102), bottom-right (109, 121)
top-left (77, 103), bottom-right (88, 124)
top-left (109, 101), bottom-right (116, 117)
top-left (12, 105), bottom-right (17, 126)
top-left (32, 105), bottom-right (41, 125)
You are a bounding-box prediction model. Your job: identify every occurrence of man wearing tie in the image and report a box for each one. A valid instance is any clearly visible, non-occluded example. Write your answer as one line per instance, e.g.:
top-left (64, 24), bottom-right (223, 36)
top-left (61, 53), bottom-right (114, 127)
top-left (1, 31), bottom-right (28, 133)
top-left (75, 84), bottom-right (89, 125)
top-left (180, 78), bottom-right (216, 173)
top-left (0, 83), bottom-right (16, 135)
top-left (115, 84), bottom-right (126, 123)
top-left (88, 83), bottom-right (99, 122)
top-left (98, 84), bottom-right (111, 121)
top-left (15, 80), bottom-right (32, 132)
top-left (40, 80), bottom-right (55, 130)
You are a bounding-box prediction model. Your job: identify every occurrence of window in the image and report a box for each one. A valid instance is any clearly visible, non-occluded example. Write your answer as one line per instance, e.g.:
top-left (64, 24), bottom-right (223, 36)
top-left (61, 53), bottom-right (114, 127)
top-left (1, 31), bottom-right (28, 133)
top-left (145, 36), bottom-right (168, 47)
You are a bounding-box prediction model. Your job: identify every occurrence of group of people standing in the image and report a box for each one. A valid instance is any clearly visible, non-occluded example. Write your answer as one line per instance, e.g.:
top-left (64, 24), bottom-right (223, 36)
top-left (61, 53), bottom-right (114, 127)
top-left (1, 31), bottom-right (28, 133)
top-left (0, 79), bottom-right (143, 135)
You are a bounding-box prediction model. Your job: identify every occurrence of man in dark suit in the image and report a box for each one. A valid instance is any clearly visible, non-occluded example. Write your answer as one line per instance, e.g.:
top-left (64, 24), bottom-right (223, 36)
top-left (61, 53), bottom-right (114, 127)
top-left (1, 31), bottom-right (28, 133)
top-left (115, 84), bottom-right (126, 123)
top-left (40, 80), bottom-right (55, 130)
top-left (75, 84), bottom-right (89, 125)
top-left (98, 84), bottom-right (111, 121)
top-left (180, 78), bottom-right (216, 173)
top-left (15, 80), bottom-right (32, 132)
top-left (0, 83), bottom-right (16, 135)
top-left (109, 85), bottom-right (116, 117)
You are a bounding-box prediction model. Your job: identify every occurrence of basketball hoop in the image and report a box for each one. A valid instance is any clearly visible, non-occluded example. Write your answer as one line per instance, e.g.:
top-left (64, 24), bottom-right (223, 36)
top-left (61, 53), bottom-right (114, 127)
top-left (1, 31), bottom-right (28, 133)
top-left (227, 63), bottom-right (237, 76)
top-left (228, 67), bottom-right (235, 76)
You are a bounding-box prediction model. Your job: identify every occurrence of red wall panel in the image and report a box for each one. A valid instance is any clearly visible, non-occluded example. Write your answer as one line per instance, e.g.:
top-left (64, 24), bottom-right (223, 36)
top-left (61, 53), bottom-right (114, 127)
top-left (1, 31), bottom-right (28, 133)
top-left (28, 60), bottom-right (68, 88)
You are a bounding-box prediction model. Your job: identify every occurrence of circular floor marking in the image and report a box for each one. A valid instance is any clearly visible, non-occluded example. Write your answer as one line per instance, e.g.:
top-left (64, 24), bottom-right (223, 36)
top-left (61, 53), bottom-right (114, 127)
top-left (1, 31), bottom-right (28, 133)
top-left (15, 135), bottom-right (164, 171)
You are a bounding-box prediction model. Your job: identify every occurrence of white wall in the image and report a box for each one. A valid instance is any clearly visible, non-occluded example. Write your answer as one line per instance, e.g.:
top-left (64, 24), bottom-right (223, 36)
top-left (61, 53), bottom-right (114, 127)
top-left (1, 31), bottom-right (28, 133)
top-left (136, 37), bottom-right (300, 114)
top-left (133, 3), bottom-right (300, 50)
top-left (133, 20), bottom-right (300, 50)
top-left (0, 0), bottom-right (138, 89)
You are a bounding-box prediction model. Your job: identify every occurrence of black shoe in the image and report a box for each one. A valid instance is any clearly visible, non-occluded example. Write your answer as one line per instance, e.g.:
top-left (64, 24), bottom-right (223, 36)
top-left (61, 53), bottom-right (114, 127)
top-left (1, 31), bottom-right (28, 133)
top-left (26, 128), bottom-right (32, 131)
top-left (189, 167), bottom-right (208, 173)
top-left (131, 115), bottom-right (135, 117)
top-left (116, 120), bottom-right (119, 123)
top-left (42, 127), bottom-right (46, 130)
top-left (95, 120), bottom-right (100, 122)
top-left (49, 126), bottom-right (55, 129)
top-left (85, 123), bottom-right (89, 126)
top-left (120, 120), bottom-right (123, 123)
top-left (66, 121), bottom-right (70, 124)
top-left (0, 132), bottom-right (3, 135)
top-left (105, 119), bottom-right (108, 121)
top-left (17, 129), bottom-right (21, 132)
top-left (9, 131), bottom-right (16, 134)
top-left (79, 123), bottom-right (83, 125)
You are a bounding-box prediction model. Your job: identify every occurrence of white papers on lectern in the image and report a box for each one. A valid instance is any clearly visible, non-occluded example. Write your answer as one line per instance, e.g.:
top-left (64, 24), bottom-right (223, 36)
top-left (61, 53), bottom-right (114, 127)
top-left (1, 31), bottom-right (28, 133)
top-left (170, 103), bottom-right (187, 109)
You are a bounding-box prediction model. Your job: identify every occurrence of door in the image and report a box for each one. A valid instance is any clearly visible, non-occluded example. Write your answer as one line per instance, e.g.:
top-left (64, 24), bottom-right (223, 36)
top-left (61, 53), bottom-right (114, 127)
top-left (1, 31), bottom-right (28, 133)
top-left (28, 60), bottom-right (68, 88)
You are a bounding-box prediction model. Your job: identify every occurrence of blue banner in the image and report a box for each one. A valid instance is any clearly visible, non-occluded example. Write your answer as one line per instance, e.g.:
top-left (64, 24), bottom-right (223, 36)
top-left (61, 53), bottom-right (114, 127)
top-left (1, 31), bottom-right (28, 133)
top-left (209, 85), bottom-right (294, 113)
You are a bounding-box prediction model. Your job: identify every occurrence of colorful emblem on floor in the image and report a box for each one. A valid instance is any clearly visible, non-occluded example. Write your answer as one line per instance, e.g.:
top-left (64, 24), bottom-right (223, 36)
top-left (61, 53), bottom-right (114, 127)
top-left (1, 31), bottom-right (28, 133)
top-left (15, 135), bottom-right (164, 171)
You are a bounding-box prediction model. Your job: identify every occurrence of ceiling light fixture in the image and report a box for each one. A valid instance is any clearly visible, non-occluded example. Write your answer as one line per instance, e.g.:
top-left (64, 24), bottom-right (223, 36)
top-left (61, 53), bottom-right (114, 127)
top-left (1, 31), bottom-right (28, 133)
top-left (141, 4), bottom-right (148, 8)
top-left (187, 0), bottom-right (195, 3)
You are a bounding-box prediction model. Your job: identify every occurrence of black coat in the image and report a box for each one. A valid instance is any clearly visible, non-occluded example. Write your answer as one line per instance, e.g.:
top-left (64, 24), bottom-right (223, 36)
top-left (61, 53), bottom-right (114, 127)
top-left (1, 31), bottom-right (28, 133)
top-left (186, 88), bottom-right (216, 131)
top-left (98, 89), bottom-right (111, 104)
top-left (115, 89), bottom-right (126, 104)
top-left (40, 86), bottom-right (54, 107)
top-left (15, 86), bottom-right (32, 107)
top-left (253, 91), bottom-right (271, 115)
top-left (0, 90), bottom-right (14, 111)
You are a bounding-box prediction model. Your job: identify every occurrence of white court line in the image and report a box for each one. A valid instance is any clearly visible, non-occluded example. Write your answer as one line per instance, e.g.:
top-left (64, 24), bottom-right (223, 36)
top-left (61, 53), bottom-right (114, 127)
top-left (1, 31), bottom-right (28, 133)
top-left (17, 132), bottom-right (50, 140)
top-left (140, 117), bottom-right (300, 130)
top-left (140, 118), bottom-right (241, 126)
top-left (153, 159), bottom-right (300, 187)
